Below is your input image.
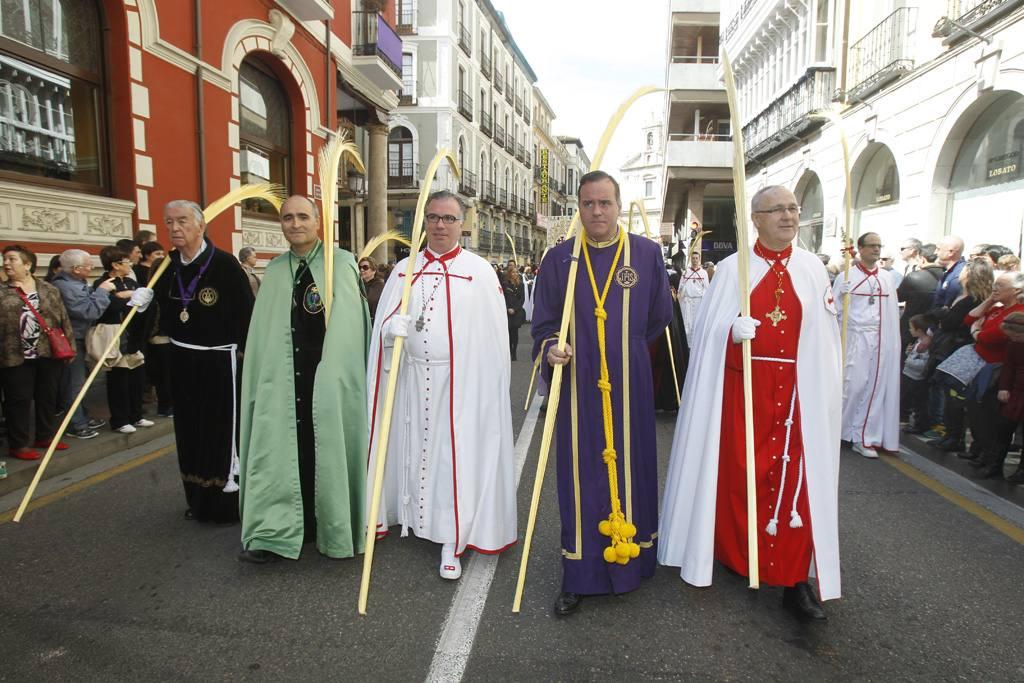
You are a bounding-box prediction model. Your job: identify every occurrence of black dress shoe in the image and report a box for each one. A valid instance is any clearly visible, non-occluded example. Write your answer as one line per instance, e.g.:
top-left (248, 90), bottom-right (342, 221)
top-left (238, 549), bottom-right (281, 564)
top-left (936, 437), bottom-right (966, 452)
top-left (956, 451), bottom-right (980, 461)
top-left (554, 591), bottom-right (583, 616)
top-left (970, 465), bottom-right (1003, 480)
top-left (183, 509), bottom-right (195, 521)
top-left (783, 582), bottom-right (827, 620)
top-left (1005, 469), bottom-right (1024, 484)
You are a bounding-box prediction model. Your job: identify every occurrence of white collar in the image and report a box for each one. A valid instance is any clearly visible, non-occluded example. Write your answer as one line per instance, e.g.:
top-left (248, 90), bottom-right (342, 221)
top-left (180, 240), bottom-right (207, 266)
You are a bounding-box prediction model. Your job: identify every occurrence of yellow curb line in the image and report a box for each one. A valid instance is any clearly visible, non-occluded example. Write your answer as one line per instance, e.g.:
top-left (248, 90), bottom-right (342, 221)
top-left (880, 453), bottom-right (1024, 545)
top-left (0, 444), bottom-right (175, 525)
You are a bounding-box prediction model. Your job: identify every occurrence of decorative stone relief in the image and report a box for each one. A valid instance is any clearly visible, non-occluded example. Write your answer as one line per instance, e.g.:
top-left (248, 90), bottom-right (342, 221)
top-left (21, 207), bottom-right (72, 234)
top-left (85, 213), bottom-right (130, 237)
top-left (268, 9), bottom-right (295, 58)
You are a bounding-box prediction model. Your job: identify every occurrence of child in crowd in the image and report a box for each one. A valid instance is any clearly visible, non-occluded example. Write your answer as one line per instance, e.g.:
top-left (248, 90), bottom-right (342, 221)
top-left (901, 314), bottom-right (933, 434)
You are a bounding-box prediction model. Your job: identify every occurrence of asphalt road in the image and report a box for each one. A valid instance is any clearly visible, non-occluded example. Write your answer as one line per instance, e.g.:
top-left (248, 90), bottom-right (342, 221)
top-left (2, 335), bottom-right (1023, 681)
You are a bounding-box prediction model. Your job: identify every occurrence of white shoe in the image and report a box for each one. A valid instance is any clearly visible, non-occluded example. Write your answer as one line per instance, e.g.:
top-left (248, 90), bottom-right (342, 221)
top-left (439, 543), bottom-right (462, 580)
top-left (133, 418), bottom-right (154, 428)
top-left (853, 442), bottom-right (878, 459)
top-left (116, 424), bottom-right (137, 434)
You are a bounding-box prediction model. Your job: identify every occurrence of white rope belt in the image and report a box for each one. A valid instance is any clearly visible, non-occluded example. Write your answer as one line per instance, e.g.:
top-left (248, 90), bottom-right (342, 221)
top-left (169, 338), bottom-right (240, 493)
top-left (751, 356), bottom-right (796, 364)
top-left (766, 386), bottom-right (804, 537)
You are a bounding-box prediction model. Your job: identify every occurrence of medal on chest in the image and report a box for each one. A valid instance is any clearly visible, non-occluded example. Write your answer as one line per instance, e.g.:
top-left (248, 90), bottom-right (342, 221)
top-left (755, 243), bottom-right (792, 328)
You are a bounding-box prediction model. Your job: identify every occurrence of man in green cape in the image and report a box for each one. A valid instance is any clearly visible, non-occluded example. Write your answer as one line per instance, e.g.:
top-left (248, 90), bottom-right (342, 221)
top-left (238, 195), bottom-right (370, 562)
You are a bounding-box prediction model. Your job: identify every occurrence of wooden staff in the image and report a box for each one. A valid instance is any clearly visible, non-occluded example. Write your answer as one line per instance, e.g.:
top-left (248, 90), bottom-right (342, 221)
top-left (505, 231), bottom-right (518, 264)
top-left (722, 50), bottom-right (759, 588)
top-left (12, 184), bottom-right (284, 522)
top-left (513, 85), bottom-right (663, 613)
top-left (816, 110), bottom-right (855, 366)
top-left (319, 130), bottom-right (366, 325)
top-left (359, 149), bottom-right (459, 615)
top-left (629, 200), bottom-right (680, 403)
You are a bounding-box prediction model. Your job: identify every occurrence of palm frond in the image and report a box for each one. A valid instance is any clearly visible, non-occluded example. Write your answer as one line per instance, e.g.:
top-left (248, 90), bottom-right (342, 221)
top-left (202, 183), bottom-right (285, 223)
top-left (359, 230), bottom-right (412, 261)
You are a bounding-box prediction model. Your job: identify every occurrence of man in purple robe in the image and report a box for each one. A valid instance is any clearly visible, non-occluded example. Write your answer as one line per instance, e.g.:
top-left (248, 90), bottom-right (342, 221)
top-left (532, 171), bottom-right (673, 615)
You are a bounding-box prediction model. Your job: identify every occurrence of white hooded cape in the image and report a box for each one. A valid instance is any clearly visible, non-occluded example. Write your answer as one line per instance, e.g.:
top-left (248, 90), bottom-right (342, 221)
top-left (365, 248), bottom-right (516, 556)
top-left (658, 246), bottom-right (844, 600)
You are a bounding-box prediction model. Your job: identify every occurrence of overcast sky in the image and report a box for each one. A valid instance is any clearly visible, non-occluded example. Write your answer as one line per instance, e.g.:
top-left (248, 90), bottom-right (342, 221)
top-left (495, 0), bottom-right (669, 172)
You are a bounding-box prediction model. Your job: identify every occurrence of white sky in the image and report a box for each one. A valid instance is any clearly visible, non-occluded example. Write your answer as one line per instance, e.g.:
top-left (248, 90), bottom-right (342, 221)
top-left (495, 0), bottom-right (669, 173)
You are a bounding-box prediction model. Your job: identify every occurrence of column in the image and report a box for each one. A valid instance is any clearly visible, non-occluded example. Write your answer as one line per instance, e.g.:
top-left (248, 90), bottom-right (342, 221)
top-left (367, 123), bottom-right (388, 261)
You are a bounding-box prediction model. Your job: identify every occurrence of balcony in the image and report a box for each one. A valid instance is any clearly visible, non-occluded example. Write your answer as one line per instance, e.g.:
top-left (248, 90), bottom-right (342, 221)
top-left (388, 159), bottom-right (419, 189)
top-left (511, 192), bottom-right (519, 213)
top-left (743, 67), bottom-right (836, 163)
top-left (515, 95), bottom-right (523, 115)
top-left (494, 71), bottom-right (503, 93)
top-left (482, 180), bottom-right (497, 204)
top-left (533, 166), bottom-right (541, 181)
top-left (499, 188), bottom-right (508, 208)
top-left (458, 90), bottom-right (473, 121)
top-left (525, 155), bottom-right (531, 169)
top-left (505, 87), bottom-right (513, 105)
top-left (459, 169), bottom-right (477, 197)
top-left (399, 92), bottom-right (415, 105)
top-left (458, 23), bottom-right (472, 57)
top-left (481, 54), bottom-right (492, 80)
top-left (516, 142), bottom-right (527, 163)
top-left (520, 197), bottom-right (527, 215)
top-left (352, 12), bottom-right (404, 90)
top-left (480, 111), bottom-right (492, 137)
top-left (848, 8), bottom-right (916, 101)
top-left (396, 0), bottom-right (416, 34)
top-left (943, 0), bottom-right (1024, 44)
top-left (528, 201), bottom-right (535, 218)
top-left (277, 0), bottom-right (332, 21)
top-left (668, 58), bottom-right (723, 98)
top-left (494, 123), bottom-right (505, 149)
top-left (524, 109), bottom-right (531, 125)
top-left (665, 133), bottom-right (733, 173)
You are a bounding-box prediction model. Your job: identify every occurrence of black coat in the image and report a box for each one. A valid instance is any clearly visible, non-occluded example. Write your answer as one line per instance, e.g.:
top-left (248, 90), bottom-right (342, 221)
top-left (898, 264), bottom-right (943, 346)
top-left (503, 276), bottom-right (526, 329)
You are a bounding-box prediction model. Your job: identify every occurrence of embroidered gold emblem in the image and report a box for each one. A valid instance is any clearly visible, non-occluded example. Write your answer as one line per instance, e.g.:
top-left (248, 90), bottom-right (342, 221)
top-left (197, 287), bottom-right (219, 306)
top-left (615, 265), bottom-right (639, 289)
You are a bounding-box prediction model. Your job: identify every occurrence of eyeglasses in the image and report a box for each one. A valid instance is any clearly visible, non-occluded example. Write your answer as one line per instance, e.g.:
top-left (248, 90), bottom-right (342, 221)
top-left (753, 205), bottom-right (801, 216)
top-left (425, 214), bottom-right (462, 225)
top-left (900, 245), bottom-right (915, 251)
top-left (359, 264), bottom-right (372, 271)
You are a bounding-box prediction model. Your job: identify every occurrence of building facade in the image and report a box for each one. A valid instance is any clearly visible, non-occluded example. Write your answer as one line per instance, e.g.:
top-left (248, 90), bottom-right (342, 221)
top-left (662, 0), bottom-right (735, 266)
top-left (0, 0), bottom-right (402, 269)
top-left (389, 0), bottom-right (537, 264)
top-left (557, 135), bottom-right (590, 217)
top-left (725, 0), bottom-right (1024, 258)
top-left (619, 116), bottom-right (665, 239)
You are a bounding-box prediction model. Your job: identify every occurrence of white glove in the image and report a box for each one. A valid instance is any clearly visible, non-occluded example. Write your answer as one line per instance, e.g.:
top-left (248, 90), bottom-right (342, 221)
top-left (129, 287), bottom-right (154, 312)
top-left (836, 279), bottom-right (853, 296)
top-left (731, 316), bottom-right (761, 343)
top-left (385, 314), bottom-right (412, 342)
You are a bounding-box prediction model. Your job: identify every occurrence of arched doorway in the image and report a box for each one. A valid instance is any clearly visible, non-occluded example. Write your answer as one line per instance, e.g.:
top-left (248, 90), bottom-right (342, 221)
top-left (853, 143), bottom-right (900, 249)
top-left (945, 92), bottom-right (1024, 254)
top-left (795, 171), bottom-right (824, 253)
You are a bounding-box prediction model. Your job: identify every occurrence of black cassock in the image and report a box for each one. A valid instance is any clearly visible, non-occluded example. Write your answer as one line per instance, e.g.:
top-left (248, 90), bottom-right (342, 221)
top-left (153, 238), bottom-right (254, 523)
top-left (649, 276), bottom-right (689, 411)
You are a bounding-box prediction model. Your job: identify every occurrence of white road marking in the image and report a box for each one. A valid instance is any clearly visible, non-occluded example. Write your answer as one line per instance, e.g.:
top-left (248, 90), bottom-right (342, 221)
top-left (425, 393), bottom-right (544, 683)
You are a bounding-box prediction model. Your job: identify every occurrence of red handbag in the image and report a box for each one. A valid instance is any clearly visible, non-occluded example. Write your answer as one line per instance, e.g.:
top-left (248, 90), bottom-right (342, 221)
top-left (14, 287), bottom-right (76, 361)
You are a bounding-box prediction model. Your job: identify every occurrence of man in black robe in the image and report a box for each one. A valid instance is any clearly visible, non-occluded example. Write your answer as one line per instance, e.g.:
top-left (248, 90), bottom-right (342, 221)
top-left (147, 200), bottom-right (254, 523)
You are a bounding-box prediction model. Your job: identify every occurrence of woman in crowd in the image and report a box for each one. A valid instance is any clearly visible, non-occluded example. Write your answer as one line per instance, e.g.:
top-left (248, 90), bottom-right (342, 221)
top-left (0, 245), bottom-right (75, 460)
top-left (957, 271), bottom-right (1024, 479)
top-left (359, 255), bottom-right (385, 321)
top-left (91, 245), bottom-right (152, 434)
top-left (502, 260), bottom-right (525, 361)
top-left (927, 257), bottom-right (993, 451)
top-left (995, 311), bottom-right (1024, 484)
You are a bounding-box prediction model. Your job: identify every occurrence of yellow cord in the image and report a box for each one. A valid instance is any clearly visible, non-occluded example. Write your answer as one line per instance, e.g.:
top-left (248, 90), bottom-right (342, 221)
top-left (581, 231), bottom-right (640, 564)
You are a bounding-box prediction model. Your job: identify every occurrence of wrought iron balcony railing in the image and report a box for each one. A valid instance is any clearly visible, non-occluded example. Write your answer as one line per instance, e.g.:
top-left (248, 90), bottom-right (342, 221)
top-left (505, 86), bottom-right (513, 105)
top-left (458, 23), bottom-right (472, 57)
top-left (458, 90), bottom-right (473, 121)
top-left (480, 111), bottom-right (492, 136)
top-left (743, 67), bottom-right (836, 163)
top-left (481, 54), bottom-right (492, 79)
top-left (499, 188), bottom-right (508, 208)
top-left (352, 11), bottom-right (403, 77)
top-left (482, 180), bottom-right (496, 204)
top-left (494, 71), bottom-right (504, 93)
top-left (948, 0), bottom-right (1024, 31)
top-left (388, 159), bottom-right (419, 189)
top-left (515, 95), bottom-right (523, 115)
top-left (848, 7), bottom-right (916, 101)
top-left (459, 169), bottom-right (477, 197)
top-left (396, 0), bottom-right (416, 34)
top-left (494, 123), bottom-right (505, 149)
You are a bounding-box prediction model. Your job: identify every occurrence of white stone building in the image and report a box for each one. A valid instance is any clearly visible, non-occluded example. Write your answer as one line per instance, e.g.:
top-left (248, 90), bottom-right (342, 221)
top-left (619, 115), bottom-right (665, 239)
top-left (725, 0), bottom-right (1024, 258)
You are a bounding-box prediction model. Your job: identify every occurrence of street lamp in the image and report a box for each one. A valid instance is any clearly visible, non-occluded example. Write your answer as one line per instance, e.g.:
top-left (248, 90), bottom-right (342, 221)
top-left (347, 169), bottom-right (366, 195)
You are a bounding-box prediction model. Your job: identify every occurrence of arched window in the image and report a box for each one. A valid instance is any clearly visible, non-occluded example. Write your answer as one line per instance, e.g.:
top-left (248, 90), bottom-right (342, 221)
top-left (388, 125), bottom-right (414, 186)
top-left (458, 136), bottom-right (465, 172)
top-left (855, 145), bottom-right (899, 208)
top-left (0, 0), bottom-right (106, 191)
top-left (479, 152), bottom-right (486, 190)
top-left (239, 58), bottom-right (292, 215)
top-left (798, 172), bottom-right (824, 253)
top-left (646, 131), bottom-right (654, 149)
top-left (950, 93), bottom-right (1024, 191)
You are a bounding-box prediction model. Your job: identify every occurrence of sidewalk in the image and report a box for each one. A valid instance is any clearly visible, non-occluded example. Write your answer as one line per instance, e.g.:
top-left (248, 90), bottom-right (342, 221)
top-left (898, 432), bottom-right (1024, 508)
top-left (0, 374), bottom-right (174, 500)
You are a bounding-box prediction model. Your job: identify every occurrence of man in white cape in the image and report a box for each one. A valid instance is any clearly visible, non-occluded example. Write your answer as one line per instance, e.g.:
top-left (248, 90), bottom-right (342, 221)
top-left (833, 232), bottom-right (902, 458)
top-left (659, 185), bottom-right (842, 620)
top-left (679, 249), bottom-right (709, 340)
top-left (366, 191), bottom-right (516, 580)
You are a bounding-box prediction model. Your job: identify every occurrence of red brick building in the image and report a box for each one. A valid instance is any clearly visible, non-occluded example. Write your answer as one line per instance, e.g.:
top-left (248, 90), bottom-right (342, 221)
top-left (0, 0), bottom-right (401, 266)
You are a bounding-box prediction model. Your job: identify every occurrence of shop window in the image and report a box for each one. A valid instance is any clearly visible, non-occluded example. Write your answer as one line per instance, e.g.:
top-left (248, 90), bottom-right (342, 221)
top-left (950, 93), bottom-right (1024, 191)
top-left (0, 0), bottom-right (106, 191)
top-left (239, 58), bottom-right (291, 216)
top-left (798, 172), bottom-right (824, 253)
top-left (855, 144), bottom-right (899, 208)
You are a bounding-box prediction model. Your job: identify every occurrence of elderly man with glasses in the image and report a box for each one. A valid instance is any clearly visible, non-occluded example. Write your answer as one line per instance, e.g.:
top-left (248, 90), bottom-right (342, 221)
top-left (834, 232), bottom-right (902, 458)
top-left (366, 190), bottom-right (516, 581)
